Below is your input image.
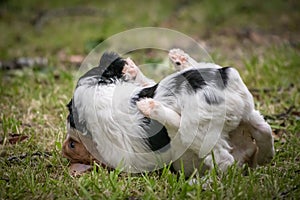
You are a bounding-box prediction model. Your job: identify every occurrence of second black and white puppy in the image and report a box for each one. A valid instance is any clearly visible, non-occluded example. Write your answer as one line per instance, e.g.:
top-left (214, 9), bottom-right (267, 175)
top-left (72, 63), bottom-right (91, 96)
top-left (137, 51), bottom-right (274, 172)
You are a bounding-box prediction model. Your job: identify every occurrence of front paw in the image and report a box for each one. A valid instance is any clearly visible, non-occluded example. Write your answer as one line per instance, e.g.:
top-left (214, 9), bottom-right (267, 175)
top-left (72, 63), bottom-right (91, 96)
top-left (122, 58), bottom-right (139, 80)
top-left (136, 98), bottom-right (157, 117)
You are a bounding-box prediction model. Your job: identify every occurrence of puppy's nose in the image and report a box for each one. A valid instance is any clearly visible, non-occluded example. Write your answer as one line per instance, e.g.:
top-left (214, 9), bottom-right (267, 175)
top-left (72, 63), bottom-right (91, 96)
top-left (175, 62), bottom-right (181, 65)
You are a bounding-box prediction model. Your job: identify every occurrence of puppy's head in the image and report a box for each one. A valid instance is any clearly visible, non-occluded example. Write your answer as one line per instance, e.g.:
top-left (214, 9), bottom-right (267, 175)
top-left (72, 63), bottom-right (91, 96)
top-left (62, 100), bottom-right (95, 164)
top-left (62, 131), bottom-right (94, 164)
top-left (62, 52), bottom-right (127, 166)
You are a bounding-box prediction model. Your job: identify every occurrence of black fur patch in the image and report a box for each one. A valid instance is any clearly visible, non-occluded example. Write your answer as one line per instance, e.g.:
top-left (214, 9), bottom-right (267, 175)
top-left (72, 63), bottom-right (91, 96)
top-left (66, 98), bottom-right (86, 133)
top-left (218, 67), bottom-right (230, 88)
top-left (133, 84), bottom-right (170, 152)
top-left (174, 69), bottom-right (206, 93)
top-left (66, 99), bottom-right (76, 129)
top-left (137, 83), bottom-right (158, 97)
top-left (142, 117), bottom-right (171, 152)
top-left (203, 67), bottom-right (230, 104)
top-left (173, 67), bottom-right (231, 93)
top-left (131, 84), bottom-right (159, 104)
top-left (78, 52), bottom-right (127, 86)
top-left (102, 56), bottom-right (127, 80)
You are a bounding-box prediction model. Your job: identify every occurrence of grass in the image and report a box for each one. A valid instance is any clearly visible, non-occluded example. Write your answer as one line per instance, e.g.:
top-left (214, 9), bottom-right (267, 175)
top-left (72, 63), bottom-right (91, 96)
top-left (1, 0), bottom-right (300, 199)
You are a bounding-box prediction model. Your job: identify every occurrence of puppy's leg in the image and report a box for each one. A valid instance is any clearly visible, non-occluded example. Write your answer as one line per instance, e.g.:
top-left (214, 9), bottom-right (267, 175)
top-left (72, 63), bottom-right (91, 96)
top-left (136, 98), bottom-right (181, 129)
top-left (247, 110), bottom-right (275, 165)
top-left (122, 58), bottom-right (155, 86)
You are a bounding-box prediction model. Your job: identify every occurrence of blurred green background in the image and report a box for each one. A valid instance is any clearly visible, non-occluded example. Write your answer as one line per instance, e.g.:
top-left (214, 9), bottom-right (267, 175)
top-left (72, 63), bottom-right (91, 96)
top-left (0, 0), bottom-right (299, 60)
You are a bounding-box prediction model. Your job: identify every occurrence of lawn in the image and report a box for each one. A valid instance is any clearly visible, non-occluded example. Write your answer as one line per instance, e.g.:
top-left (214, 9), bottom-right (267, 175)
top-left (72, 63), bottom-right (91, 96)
top-left (0, 0), bottom-right (299, 199)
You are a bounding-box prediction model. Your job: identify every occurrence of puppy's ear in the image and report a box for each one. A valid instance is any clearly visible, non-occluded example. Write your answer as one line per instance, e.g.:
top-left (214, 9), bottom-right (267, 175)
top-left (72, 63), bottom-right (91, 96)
top-left (99, 52), bottom-right (121, 68)
top-left (77, 51), bottom-right (122, 82)
top-left (101, 52), bottom-right (127, 79)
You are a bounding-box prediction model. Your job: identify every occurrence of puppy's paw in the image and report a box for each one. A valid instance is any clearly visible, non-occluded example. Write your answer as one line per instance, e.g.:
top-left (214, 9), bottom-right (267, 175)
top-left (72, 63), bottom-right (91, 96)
top-left (122, 58), bottom-right (139, 80)
top-left (169, 49), bottom-right (189, 70)
top-left (136, 98), bottom-right (158, 117)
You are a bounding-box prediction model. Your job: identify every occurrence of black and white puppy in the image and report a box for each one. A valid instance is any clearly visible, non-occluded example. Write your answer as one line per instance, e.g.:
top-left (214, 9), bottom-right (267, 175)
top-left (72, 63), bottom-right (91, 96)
top-left (63, 51), bottom-right (274, 175)
top-left (64, 52), bottom-right (173, 173)
top-left (139, 49), bottom-right (275, 172)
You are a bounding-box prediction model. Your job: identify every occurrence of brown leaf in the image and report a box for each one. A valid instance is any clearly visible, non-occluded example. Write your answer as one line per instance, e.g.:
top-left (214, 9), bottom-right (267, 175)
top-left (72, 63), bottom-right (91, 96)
top-left (58, 51), bottom-right (84, 64)
top-left (7, 133), bottom-right (28, 144)
top-left (68, 55), bottom-right (84, 64)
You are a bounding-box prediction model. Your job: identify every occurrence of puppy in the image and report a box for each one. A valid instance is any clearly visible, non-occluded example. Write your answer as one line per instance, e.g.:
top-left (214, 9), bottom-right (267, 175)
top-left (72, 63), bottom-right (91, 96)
top-left (136, 68), bottom-right (274, 171)
top-left (63, 50), bottom-right (274, 175)
top-left (63, 52), bottom-right (172, 173)
top-left (167, 49), bottom-right (263, 167)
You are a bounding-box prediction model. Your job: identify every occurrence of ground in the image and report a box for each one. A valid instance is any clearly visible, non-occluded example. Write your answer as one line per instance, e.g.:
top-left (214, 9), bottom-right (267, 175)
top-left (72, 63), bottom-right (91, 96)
top-left (0, 0), bottom-right (300, 199)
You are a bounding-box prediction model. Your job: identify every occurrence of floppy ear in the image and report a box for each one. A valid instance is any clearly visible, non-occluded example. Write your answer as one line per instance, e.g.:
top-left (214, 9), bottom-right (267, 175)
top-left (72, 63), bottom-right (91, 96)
top-left (103, 56), bottom-right (127, 79)
top-left (77, 51), bottom-right (126, 85)
top-left (99, 51), bottom-right (121, 68)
